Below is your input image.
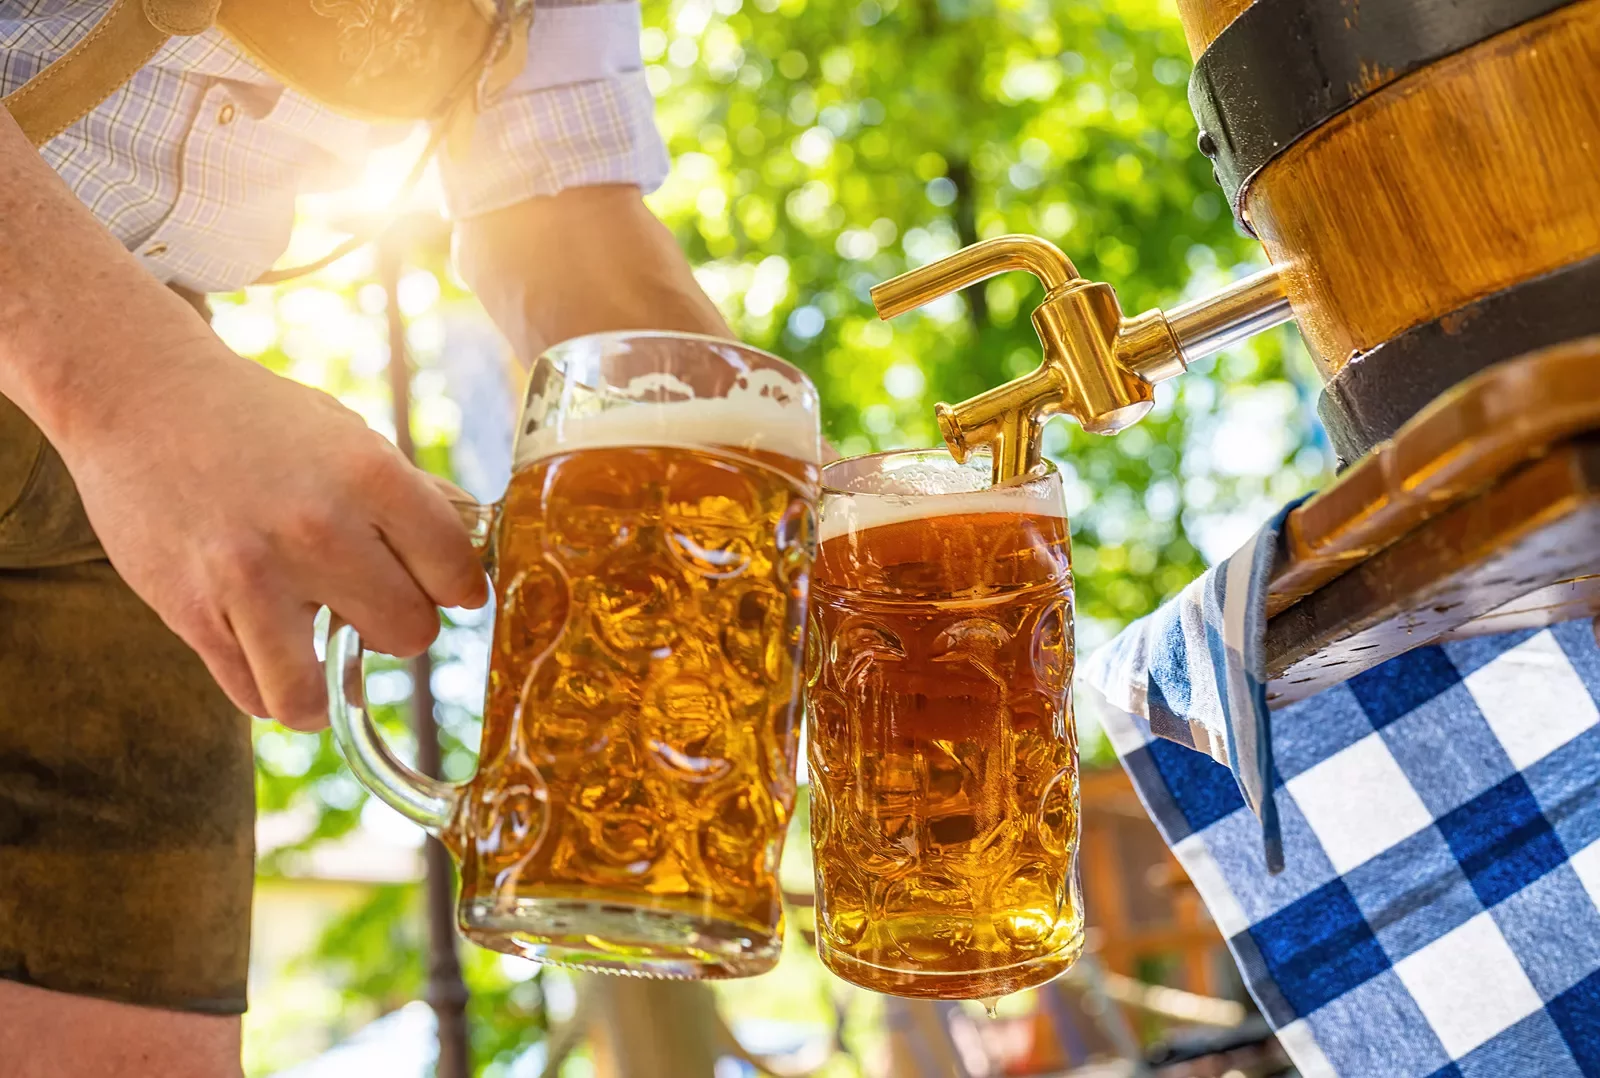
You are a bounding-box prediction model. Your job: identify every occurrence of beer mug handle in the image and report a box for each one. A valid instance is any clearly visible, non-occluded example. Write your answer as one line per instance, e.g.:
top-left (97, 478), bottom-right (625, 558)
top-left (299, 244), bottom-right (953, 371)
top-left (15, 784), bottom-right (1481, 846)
top-left (324, 498), bottom-right (497, 837)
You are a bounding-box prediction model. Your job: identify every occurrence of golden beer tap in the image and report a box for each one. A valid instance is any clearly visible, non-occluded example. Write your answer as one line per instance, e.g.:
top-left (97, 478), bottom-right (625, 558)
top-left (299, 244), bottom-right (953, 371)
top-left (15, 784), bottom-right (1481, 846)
top-left (870, 234), bottom-right (1294, 483)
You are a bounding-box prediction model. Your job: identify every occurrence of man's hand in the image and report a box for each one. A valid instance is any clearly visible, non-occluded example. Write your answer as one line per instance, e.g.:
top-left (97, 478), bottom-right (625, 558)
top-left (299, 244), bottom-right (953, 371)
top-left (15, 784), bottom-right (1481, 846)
top-left (0, 112), bottom-right (486, 730)
top-left (60, 336), bottom-right (486, 728)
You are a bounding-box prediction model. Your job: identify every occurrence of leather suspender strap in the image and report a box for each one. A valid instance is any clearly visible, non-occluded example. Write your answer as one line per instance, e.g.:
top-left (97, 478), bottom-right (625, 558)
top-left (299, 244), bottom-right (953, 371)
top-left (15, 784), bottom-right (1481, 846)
top-left (252, 2), bottom-right (530, 285)
top-left (3, 0), bottom-right (218, 147)
top-left (3, 0), bottom-right (521, 285)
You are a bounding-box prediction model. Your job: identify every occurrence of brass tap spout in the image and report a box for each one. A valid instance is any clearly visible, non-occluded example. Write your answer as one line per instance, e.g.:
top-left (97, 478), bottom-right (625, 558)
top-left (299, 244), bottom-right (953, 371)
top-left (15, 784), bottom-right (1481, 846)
top-left (870, 234), bottom-right (1080, 318)
top-left (871, 234), bottom-right (1292, 484)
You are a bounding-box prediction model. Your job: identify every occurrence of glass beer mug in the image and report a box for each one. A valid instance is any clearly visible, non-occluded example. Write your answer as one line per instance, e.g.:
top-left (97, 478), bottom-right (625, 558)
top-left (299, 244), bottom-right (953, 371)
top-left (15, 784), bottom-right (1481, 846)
top-left (328, 332), bottom-right (821, 978)
top-left (805, 448), bottom-right (1083, 998)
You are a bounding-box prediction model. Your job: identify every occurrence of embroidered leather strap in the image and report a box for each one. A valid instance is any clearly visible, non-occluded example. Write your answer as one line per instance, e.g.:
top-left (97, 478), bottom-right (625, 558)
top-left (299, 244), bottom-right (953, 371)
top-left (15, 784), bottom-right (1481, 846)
top-left (3, 0), bottom-right (527, 285)
top-left (2, 0), bottom-right (219, 147)
top-left (253, 2), bottom-right (531, 284)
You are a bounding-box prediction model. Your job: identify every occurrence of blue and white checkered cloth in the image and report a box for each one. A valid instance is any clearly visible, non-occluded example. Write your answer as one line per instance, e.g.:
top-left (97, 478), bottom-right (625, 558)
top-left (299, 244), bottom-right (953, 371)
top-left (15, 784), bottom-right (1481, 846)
top-left (1082, 508), bottom-right (1600, 1077)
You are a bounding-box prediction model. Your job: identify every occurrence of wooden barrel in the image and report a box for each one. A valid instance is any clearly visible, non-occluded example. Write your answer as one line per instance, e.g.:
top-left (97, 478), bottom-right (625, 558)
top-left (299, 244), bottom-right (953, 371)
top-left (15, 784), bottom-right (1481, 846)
top-left (1176, 0), bottom-right (1600, 465)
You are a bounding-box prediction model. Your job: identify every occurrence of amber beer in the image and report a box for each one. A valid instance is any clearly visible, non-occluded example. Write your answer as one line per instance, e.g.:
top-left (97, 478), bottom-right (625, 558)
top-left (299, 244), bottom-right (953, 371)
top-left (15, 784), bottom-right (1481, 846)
top-left (806, 450), bottom-right (1082, 998)
top-left (459, 425), bottom-right (816, 975)
top-left (325, 333), bottom-right (821, 979)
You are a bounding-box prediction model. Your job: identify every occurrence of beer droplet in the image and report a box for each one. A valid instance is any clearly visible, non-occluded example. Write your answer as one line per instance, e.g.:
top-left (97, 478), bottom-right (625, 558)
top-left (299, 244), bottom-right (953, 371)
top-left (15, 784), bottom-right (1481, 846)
top-left (979, 996), bottom-right (1003, 1019)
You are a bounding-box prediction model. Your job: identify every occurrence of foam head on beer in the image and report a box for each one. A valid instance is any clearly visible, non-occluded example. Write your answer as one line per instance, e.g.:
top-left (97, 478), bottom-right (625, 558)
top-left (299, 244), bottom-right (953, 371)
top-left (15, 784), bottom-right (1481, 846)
top-left (818, 450), bottom-right (1064, 546)
top-left (513, 367), bottom-right (821, 475)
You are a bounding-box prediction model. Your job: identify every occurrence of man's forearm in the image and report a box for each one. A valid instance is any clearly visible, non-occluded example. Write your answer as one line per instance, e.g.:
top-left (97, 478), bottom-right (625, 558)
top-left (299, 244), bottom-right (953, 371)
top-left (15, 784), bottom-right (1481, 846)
top-left (454, 185), bottom-right (731, 357)
top-left (0, 111), bottom-right (208, 447)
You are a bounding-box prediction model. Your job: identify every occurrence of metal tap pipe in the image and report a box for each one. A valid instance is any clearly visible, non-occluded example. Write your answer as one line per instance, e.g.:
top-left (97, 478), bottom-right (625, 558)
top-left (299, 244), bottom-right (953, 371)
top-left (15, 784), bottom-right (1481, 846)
top-left (872, 236), bottom-right (1298, 486)
top-left (1166, 265), bottom-right (1293, 364)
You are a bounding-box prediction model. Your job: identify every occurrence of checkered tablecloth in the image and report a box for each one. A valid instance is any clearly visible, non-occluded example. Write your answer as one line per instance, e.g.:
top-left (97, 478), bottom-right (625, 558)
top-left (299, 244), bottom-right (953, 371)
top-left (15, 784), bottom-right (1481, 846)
top-left (1082, 517), bottom-right (1600, 1076)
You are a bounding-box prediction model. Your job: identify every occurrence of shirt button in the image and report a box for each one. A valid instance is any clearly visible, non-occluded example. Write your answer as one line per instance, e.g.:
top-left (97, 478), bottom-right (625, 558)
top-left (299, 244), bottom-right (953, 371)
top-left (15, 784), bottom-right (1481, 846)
top-left (144, 242), bottom-right (169, 257)
top-left (218, 102), bottom-right (237, 126)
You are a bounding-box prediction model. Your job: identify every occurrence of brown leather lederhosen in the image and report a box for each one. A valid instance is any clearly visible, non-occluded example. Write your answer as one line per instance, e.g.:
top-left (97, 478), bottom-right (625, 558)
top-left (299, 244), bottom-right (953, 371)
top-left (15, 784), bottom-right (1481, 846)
top-left (0, 284), bottom-right (255, 1014)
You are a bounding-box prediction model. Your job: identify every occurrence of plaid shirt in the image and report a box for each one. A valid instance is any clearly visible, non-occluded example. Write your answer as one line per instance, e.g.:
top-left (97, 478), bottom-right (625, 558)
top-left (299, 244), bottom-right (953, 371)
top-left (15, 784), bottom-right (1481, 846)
top-left (0, 0), bottom-right (668, 291)
top-left (1085, 522), bottom-right (1600, 1075)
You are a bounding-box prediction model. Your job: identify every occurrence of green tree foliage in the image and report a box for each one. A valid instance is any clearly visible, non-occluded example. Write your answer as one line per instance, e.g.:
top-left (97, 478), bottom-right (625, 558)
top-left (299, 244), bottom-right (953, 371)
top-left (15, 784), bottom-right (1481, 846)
top-left (238, 0), bottom-right (1328, 1073)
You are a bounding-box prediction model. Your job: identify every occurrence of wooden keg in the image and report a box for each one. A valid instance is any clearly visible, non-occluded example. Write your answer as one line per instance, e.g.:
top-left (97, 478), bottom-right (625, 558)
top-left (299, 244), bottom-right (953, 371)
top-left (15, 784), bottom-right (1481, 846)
top-left (1176, 0), bottom-right (1600, 467)
top-left (1162, 0), bottom-right (1600, 698)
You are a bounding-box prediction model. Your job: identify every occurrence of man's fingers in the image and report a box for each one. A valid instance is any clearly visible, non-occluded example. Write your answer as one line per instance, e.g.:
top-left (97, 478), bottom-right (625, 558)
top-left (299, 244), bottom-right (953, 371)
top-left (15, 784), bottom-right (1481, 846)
top-left (198, 626), bottom-right (271, 719)
top-left (424, 473), bottom-right (477, 504)
top-left (230, 596), bottom-right (327, 731)
top-left (316, 531), bottom-right (444, 660)
top-left (373, 467), bottom-right (490, 611)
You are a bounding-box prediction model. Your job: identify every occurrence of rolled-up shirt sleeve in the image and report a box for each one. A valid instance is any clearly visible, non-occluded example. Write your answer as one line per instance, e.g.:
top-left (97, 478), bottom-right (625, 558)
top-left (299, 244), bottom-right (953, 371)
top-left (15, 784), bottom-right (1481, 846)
top-left (439, 0), bottom-right (670, 219)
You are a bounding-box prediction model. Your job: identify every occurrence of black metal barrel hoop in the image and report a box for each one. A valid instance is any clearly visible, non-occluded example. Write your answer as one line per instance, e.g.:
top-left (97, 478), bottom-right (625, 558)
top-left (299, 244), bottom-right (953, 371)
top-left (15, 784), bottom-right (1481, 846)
top-left (1188, 0), bottom-right (1582, 234)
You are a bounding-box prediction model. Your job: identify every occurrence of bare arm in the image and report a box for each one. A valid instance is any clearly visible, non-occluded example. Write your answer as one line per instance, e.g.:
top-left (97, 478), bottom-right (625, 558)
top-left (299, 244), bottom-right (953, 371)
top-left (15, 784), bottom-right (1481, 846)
top-left (0, 111), bottom-right (486, 729)
top-left (454, 185), bottom-right (839, 462)
top-left (0, 115), bottom-right (206, 439)
top-left (454, 184), bottom-right (732, 352)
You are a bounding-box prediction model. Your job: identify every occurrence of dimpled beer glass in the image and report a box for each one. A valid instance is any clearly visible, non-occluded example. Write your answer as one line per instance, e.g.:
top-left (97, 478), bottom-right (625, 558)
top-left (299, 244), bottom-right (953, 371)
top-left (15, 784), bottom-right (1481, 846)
top-left (805, 449), bottom-right (1082, 999)
top-left (328, 332), bottom-right (820, 978)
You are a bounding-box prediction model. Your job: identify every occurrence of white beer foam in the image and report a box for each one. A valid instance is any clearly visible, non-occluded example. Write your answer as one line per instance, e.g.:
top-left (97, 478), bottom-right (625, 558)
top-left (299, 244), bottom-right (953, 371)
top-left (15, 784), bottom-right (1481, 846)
top-left (819, 467), bottom-right (1065, 544)
top-left (514, 396), bottom-right (820, 469)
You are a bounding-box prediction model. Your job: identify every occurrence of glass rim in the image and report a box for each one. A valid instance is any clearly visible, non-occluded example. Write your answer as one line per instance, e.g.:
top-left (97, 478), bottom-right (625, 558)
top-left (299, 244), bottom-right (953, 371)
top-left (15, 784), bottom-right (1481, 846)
top-left (514, 331), bottom-right (822, 473)
top-left (820, 446), bottom-right (1059, 498)
top-left (539, 329), bottom-right (817, 396)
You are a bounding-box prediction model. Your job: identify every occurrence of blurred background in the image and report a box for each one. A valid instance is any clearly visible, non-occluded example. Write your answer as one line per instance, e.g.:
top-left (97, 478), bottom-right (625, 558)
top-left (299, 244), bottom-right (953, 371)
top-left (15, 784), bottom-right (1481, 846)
top-left (223, 0), bottom-right (1329, 1073)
